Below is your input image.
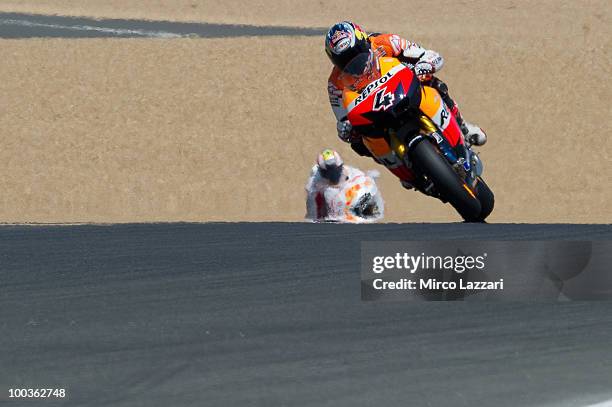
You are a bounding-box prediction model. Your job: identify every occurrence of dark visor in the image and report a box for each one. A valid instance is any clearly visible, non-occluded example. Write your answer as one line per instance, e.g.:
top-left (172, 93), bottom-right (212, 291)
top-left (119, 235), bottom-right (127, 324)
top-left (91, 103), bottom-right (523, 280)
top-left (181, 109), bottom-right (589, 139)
top-left (342, 52), bottom-right (371, 75)
top-left (321, 165), bottom-right (344, 184)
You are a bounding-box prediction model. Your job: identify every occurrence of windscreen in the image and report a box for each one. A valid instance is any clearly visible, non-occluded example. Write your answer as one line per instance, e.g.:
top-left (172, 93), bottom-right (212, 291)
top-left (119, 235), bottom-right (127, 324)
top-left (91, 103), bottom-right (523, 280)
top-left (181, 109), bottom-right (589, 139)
top-left (338, 49), bottom-right (381, 92)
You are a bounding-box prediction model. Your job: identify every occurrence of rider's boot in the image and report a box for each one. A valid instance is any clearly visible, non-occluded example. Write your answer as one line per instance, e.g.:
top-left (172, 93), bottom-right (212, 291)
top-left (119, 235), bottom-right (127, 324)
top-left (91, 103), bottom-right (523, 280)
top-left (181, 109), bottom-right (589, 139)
top-left (463, 121), bottom-right (487, 146)
top-left (450, 104), bottom-right (487, 146)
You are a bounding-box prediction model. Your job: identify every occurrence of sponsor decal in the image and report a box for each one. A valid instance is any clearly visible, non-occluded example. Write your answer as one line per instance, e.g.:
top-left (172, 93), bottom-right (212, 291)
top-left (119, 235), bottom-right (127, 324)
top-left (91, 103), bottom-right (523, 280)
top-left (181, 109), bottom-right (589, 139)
top-left (372, 87), bottom-right (395, 111)
top-left (355, 72), bottom-right (392, 104)
top-left (431, 132), bottom-right (444, 144)
top-left (347, 64), bottom-right (406, 112)
top-left (331, 30), bottom-right (350, 46)
top-left (439, 106), bottom-right (449, 128)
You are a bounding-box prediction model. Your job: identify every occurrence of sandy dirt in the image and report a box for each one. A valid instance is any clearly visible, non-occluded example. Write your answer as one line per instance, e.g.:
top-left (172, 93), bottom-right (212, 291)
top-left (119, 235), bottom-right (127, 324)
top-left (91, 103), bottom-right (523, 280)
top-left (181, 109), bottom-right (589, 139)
top-left (0, 2), bottom-right (610, 223)
top-left (0, 1), bottom-right (608, 37)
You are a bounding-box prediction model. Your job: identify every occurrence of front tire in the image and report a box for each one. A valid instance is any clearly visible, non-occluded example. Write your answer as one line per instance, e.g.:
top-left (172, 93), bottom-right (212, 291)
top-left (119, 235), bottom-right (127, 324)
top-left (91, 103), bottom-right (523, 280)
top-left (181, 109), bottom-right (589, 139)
top-left (474, 177), bottom-right (494, 221)
top-left (410, 139), bottom-right (482, 222)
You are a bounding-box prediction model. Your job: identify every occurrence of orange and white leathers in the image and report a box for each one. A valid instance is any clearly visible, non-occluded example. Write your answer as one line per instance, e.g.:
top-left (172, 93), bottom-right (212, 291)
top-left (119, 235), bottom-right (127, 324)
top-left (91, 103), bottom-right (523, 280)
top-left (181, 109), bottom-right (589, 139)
top-left (306, 165), bottom-right (363, 221)
top-left (306, 164), bottom-right (385, 223)
top-left (305, 165), bottom-right (384, 223)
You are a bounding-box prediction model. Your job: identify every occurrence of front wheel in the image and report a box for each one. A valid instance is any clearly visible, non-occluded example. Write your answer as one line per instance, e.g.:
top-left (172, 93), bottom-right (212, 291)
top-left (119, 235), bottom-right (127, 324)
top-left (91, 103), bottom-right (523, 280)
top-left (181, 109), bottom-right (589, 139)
top-left (409, 139), bottom-right (482, 222)
top-left (474, 177), bottom-right (494, 222)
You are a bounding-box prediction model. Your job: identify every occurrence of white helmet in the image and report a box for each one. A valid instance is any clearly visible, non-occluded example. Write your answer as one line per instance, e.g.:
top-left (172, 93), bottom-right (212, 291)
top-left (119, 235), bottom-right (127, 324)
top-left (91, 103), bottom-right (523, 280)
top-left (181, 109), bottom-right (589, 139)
top-left (317, 149), bottom-right (344, 184)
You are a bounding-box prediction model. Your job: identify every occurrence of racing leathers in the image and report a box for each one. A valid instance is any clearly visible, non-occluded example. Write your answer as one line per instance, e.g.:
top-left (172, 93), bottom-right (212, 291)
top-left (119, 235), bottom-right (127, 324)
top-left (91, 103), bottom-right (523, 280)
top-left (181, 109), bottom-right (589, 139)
top-left (305, 164), bottom-right (364, 221)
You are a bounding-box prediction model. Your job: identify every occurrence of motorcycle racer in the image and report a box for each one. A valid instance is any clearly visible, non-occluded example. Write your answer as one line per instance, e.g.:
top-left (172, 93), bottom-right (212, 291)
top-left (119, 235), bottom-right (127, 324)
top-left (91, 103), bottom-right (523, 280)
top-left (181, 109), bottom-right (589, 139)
top-left (325, 21), bottom-right (487, 171)
top-left (305, 149), bottom-right (376, 221)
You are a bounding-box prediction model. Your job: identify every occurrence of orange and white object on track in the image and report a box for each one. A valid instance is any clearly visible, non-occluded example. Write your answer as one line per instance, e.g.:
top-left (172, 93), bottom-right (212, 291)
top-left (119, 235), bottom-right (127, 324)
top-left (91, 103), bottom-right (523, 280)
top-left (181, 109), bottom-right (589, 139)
top-left (321, 170), bottom-right (384, 223)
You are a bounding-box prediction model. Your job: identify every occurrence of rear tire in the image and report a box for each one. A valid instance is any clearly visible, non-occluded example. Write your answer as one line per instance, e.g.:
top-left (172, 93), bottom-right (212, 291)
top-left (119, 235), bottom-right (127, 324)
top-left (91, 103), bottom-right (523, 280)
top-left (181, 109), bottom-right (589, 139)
top-left (410, 139), bottom-right (482, 222)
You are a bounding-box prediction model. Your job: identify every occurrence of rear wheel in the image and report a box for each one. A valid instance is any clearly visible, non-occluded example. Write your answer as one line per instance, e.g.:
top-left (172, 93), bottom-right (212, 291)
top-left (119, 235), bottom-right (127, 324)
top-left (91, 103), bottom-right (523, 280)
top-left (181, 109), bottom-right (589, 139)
top-left (410, 139), bottom-right (482, 222)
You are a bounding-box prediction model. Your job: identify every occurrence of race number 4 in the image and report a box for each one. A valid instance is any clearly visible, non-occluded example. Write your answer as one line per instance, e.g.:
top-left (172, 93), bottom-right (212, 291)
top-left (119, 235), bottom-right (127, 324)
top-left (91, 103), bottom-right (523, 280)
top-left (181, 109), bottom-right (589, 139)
top-left (372, 87), bottom-right (394, 112)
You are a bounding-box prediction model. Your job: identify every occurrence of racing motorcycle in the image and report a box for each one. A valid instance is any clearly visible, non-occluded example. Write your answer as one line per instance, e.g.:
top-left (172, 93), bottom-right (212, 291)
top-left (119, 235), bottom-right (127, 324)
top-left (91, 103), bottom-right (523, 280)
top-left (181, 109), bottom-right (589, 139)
top-left (321, 170), bottom-right (385, 223)
top-left (340, 49), bottom-right (494, 222)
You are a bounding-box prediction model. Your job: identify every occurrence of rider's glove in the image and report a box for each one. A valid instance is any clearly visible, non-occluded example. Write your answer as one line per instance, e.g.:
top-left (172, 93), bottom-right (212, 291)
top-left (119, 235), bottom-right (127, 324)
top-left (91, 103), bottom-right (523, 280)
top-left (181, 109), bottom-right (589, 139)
top-left (337, 119), bottom-right (353, 142)
top-left (402, 44), bottom-right (426, 60)
top-left (414, 61), bottom-right (434, 81)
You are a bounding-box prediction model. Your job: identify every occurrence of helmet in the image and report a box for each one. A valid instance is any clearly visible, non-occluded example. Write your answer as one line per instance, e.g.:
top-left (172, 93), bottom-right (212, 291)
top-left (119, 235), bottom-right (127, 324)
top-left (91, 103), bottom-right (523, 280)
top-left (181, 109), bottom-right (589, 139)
top-left (317, 149), bottom-right (344, 184)
top-left (325, 21), bottom-right (369, 71)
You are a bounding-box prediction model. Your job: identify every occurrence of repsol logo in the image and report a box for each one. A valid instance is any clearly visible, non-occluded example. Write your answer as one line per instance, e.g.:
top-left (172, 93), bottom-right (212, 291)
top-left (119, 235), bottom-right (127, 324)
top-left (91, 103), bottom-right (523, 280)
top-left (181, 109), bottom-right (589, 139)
top-left (355, 72), bottom-right (393, 104)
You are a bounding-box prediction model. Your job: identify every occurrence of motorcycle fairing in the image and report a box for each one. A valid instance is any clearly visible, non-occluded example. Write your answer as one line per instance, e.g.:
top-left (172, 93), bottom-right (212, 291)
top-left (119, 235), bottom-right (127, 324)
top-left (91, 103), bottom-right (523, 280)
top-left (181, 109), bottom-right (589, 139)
top-left (418, 86), bottom-right (463, 148)
top-left (361, 137), bottom-right (416, 182)
top-left (343, 57), bottom-right (464, 149)
top-left (343, 62), bottom-right (411, 127)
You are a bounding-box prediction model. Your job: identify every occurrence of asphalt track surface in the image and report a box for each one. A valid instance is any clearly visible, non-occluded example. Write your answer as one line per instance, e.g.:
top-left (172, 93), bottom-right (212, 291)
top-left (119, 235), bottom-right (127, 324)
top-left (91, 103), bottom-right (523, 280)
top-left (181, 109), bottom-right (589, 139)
top-left (1, 223), bottom-right (612, 407)
top-left (0, 13), bottom-right (325, 38)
